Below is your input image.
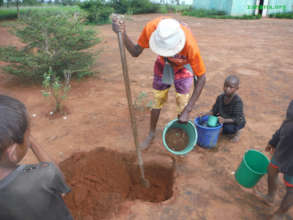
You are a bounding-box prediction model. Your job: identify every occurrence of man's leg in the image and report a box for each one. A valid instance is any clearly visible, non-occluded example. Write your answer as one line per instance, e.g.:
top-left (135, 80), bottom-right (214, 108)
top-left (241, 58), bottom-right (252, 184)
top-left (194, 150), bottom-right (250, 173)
top-left (140, 108), bottom-right (160, 150)
top-left (140, 88), bottom-right (169, 150)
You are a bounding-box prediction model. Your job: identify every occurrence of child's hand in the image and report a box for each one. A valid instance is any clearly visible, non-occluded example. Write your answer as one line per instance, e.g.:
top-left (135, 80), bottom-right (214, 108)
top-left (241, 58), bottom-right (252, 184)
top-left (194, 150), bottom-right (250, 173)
top-left (217, 116), bottom-right (225, 124)
top-left (265, 144), bottom-right (275, 155)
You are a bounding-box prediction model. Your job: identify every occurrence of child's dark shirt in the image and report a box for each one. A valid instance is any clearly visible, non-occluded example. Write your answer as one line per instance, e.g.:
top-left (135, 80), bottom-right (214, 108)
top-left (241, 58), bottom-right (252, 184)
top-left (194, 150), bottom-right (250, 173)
top-left (269, 120), bottom-right (293, 175)
top-left (0, 162), bottom-right (73, 220)
top-left (212, 93), bottom-right (246, 126)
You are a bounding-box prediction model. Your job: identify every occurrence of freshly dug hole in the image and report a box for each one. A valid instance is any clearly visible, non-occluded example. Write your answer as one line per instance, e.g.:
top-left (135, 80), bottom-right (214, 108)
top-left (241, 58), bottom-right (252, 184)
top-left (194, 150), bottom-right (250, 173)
top-left (60, 148), bottom-right (174, 220)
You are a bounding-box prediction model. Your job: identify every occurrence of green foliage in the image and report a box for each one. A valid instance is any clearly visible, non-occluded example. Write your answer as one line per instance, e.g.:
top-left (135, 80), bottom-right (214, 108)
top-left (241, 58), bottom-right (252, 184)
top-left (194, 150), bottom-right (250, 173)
top-left (0, 0), bottom-right (4, 7)
top-left (79, 0), bottom-right (113, 24)
top-left (22, 0), bottom-right (40, 6)
top-left (0, 6), bottom-right (82, 21)
top-left (182, 9), bottom-right (261, 19)
top-left (0, 10), bottom-right (99, 81)
top-left (269, 12), bottom-right (293, 19)
top-left (0, 8), bottom-right (17, 20)
top-left (109, 0), bottom-right (159, 14)
top-left (158, 4), bottom-right (191, 14)
top-left (42, 67), bottom-right (71, 113)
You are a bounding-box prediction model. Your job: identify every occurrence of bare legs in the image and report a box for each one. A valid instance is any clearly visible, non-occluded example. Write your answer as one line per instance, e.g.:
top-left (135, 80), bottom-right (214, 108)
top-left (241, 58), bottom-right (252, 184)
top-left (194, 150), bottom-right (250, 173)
top-left (271, 187), bottom-right (293, 220)
top-left (257, 165), bottom-right (293, 219)
top-left (140, 108), bottom-right (161, 150)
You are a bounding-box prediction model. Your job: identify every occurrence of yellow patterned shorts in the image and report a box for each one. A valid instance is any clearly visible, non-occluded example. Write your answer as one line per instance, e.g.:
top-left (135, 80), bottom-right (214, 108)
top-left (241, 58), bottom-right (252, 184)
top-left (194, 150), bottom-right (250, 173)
top-left (152, 89), bottom-right (190, 113)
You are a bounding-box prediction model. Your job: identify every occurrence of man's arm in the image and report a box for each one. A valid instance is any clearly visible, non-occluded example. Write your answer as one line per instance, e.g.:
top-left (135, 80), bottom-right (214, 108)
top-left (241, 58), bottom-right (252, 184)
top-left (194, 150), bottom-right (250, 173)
top-left (112, 18), bottom-right (144, 57)
top-left (179, 74), bottom-right (206, 122)
top-left (122, 32), bottom-right (144, 57)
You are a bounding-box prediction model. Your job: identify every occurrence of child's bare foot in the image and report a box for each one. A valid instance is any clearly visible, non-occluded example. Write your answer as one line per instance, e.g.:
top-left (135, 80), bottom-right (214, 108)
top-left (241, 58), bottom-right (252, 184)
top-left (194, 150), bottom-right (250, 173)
top-left (140, 131), bottom-right (155, 150)
top-left (255, 191), bottom-right (274, 206)
top-left (230, 131), bottom-right (240, 142)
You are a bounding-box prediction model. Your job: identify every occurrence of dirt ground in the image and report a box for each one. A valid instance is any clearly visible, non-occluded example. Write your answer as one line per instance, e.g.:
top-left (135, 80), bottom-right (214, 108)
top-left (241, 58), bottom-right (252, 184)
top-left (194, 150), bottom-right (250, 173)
top-left (1, 13), bottom-right (293, 220)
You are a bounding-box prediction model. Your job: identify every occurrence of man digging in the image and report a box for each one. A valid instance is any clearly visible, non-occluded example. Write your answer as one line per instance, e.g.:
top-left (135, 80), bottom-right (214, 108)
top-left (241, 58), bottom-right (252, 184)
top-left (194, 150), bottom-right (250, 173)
top-left (112, 16), bottom-right (206, 150)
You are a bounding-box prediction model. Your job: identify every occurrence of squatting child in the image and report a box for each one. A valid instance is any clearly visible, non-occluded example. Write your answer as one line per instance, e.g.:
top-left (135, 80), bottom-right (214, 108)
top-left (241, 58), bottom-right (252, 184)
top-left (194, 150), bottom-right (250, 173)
top-left (201, 75), bottom-right (246, 142)
top-left (0, 94), bottom-right (74, 220)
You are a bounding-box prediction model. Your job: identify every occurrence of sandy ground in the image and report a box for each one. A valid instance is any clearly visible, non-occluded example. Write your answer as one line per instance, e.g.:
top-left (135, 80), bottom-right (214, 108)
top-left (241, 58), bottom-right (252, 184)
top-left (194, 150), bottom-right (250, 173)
top-left (0, 13), bottom-right (293, 220)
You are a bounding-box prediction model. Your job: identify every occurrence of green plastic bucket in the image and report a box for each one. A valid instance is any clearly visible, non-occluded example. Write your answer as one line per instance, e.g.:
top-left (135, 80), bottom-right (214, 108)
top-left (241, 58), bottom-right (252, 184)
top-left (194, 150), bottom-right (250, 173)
top-left (162, 119), bottom-right (197, 155)
top-left (235, 149), bottom-right (270, 188)
top-left (207, 115), bottom-right (218, 127)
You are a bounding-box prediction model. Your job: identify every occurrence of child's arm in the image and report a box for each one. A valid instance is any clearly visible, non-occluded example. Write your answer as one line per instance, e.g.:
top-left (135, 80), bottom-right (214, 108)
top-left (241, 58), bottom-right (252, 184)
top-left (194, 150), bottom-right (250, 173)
top-left (266, 128), bottom-right (280, 153)
top-left (218, 116), bottom-right (234, 124)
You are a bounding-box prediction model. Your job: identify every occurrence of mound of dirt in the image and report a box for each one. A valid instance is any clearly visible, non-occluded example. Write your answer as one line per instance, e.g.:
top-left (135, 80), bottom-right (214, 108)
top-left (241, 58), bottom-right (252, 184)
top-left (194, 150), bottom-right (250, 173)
top-left (60, 148), bottom-right (174, 220)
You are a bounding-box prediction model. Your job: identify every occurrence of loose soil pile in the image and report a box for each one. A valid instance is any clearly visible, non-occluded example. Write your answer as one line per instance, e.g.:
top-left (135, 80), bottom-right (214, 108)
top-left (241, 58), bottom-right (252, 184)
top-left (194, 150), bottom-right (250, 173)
top-left (165, 127), bottom-right (189, 151)
top-left (60, 148), bottom-right (174, 220)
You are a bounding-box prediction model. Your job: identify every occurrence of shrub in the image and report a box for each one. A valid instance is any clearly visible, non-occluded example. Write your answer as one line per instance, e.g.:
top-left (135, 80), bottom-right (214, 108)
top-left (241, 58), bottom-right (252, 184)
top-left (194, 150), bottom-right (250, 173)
top-left (79, 0), bottom-right (113, 24)
top-left (109, 0), bottom-right (159, 14)
top-left (0, 10), bottom-right (99, 81)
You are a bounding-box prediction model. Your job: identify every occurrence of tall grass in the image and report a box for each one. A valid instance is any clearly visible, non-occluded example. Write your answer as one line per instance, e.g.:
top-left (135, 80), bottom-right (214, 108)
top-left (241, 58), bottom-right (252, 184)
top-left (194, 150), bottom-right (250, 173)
top-left (269, 12), bottom-right (293, 19)
top-left (182, 9), bottom-right (261, 19)
top-left (0, 6), bottom-right (81, 21)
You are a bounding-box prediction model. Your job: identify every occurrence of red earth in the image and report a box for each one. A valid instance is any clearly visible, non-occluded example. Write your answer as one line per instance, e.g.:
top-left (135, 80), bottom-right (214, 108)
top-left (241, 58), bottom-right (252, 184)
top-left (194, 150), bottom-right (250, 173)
top-left (1, 14), bottom-right (293, 220)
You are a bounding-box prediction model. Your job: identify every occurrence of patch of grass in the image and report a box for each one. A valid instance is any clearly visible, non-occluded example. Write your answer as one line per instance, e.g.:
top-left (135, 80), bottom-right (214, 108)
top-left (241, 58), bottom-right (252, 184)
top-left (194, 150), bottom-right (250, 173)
top-left (182, 9), bottom-right (261, 19)
top-left (157, 4), bottom-right (192, 14)
top-left (269, 12), bottom-right (293, 19)
top-left (0, 6), bottom-right (81, 21)
top-left (0, 8), bottom-right (18, 20)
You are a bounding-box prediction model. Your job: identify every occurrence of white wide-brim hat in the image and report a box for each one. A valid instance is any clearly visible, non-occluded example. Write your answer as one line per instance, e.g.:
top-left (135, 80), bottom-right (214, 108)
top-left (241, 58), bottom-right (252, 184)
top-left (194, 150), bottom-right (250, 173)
top-left (149, 18), bottom-right (186, 57)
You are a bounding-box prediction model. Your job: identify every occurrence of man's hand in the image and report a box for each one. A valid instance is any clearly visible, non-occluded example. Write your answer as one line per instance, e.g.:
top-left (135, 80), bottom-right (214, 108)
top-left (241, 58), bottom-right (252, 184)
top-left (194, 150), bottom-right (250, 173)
top-left (265, 144), bottom-right (275, 155)
top-left (112, 14), bottom-right (125, 34)
top-left (178, 110), bottom-right (189, 123)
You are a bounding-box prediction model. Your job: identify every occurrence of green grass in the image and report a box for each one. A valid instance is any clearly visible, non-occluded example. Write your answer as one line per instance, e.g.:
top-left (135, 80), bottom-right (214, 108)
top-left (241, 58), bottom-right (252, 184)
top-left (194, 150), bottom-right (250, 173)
top-left (181, 9), bottom-right (261, 19)
top-left (0, 8), bottom-right (18, 20)
top-left (269, 12), bottom-right (293, 19)
top-left (0, 6), bottom-right (81, 21)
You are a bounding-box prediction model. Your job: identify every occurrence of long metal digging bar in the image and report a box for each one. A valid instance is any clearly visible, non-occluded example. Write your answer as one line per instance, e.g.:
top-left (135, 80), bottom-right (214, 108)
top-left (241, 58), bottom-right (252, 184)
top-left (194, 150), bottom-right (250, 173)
top-left (113, 17), bottom-right (150, 188)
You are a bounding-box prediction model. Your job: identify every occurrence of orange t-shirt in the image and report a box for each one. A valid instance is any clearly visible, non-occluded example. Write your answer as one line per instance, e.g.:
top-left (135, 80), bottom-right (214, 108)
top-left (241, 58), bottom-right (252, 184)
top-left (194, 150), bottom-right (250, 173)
top-left (137, 17), bottom-right (206, 77)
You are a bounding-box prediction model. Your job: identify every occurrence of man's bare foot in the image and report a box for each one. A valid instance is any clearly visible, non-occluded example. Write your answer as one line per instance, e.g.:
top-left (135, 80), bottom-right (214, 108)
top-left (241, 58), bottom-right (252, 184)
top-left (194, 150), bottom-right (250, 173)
top-left (140, 132), bottom-right (155, 150)
top-left (255, 191), bottom-right (274, 206)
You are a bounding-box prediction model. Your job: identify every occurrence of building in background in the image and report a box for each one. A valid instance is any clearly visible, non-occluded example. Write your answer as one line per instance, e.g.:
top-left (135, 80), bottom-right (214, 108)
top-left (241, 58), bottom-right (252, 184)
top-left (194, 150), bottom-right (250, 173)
top-left (192, 0), bottom-right (293, 16)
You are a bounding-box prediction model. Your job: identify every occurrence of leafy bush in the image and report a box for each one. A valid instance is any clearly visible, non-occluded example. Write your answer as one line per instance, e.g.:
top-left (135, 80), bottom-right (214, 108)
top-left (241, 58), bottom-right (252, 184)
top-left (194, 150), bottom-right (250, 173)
top-left (109, 0), bottom-right (159, 14)
top-left (79, 0), bottom-right (113, 24)
top-left (0, 10), bottom-right (99, 81)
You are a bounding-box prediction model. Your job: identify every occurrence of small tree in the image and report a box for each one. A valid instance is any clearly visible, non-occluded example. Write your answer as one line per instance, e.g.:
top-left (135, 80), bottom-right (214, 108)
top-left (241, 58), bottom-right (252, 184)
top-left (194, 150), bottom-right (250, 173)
top-left (79, 0), bottom-right (114, 24)
top-left (42, 67), bottom-right (71, 113)
top-left (0, 10), bottom-right (99, 81)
